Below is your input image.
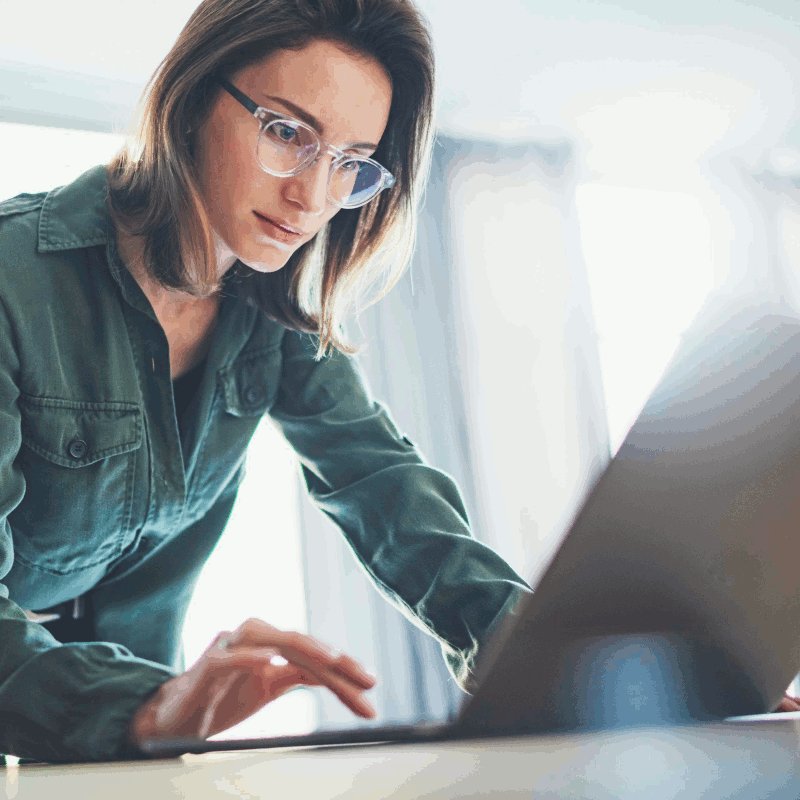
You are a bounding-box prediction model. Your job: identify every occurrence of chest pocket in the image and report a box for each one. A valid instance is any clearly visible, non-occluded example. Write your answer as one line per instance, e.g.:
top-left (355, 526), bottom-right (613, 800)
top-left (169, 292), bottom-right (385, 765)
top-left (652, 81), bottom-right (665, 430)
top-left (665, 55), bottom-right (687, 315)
top-left (11, 395), bottom-right (144, 575)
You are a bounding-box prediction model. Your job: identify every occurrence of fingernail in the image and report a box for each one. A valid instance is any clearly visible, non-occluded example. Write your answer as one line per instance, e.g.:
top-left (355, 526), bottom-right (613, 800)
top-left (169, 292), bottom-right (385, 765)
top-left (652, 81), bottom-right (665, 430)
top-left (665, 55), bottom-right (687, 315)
top-left (361, 700), bottom-right (376, 717)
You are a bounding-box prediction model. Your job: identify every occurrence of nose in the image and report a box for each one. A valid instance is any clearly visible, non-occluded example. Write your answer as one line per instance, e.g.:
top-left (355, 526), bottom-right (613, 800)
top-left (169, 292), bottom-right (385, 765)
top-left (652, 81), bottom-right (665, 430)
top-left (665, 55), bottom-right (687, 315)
top-left (283, 155), bottom-right (331, 216)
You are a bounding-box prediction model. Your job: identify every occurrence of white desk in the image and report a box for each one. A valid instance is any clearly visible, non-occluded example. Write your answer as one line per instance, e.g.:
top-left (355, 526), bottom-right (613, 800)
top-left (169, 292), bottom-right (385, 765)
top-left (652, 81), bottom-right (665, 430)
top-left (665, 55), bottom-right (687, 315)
top-left (4, 717), bottom-right (800, 799)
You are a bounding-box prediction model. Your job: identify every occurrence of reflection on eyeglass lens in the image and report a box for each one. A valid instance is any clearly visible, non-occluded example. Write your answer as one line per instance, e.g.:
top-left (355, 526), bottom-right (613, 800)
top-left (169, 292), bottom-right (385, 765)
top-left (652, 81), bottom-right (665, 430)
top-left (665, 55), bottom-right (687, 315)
top-left (258, 125), bottom-right (385, 206)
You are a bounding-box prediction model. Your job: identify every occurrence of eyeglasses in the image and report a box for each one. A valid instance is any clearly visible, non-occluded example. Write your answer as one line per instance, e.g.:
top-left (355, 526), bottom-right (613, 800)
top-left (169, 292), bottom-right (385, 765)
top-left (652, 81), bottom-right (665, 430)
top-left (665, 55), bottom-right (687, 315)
top-left (216, 77), bottom-right (396, 209)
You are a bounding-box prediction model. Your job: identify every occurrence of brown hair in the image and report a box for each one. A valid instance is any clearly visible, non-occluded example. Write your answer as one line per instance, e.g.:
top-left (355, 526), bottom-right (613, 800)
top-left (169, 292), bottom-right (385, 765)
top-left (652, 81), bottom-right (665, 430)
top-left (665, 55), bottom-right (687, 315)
top-left (106, 0), bottom-right (435, 358)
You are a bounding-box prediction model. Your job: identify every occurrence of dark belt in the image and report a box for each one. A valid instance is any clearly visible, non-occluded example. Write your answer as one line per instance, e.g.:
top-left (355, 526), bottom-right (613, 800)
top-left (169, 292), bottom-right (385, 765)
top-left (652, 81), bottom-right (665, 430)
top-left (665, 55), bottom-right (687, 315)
top-left (23, 595), bottom-right (86, 624)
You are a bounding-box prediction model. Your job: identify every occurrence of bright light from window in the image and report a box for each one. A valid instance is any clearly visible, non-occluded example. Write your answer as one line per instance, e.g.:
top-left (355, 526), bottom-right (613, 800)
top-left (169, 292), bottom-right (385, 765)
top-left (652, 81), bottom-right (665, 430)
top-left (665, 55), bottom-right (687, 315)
top-left (776, 202), bottom-right (800, 311)
top-left (575, 181), bottom-right (717, 453)
top-left (182, 417), bottom-right (315, 739)
top-left (0, 121), bottom-right (124, 199)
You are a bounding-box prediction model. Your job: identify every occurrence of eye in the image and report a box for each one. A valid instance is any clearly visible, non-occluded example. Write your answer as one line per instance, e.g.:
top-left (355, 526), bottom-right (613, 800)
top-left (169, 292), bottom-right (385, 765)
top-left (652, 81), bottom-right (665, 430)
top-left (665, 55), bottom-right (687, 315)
top-left (268, 122), bottom-right (300, 144)
top-left (339, 159), bottom-right (362, 173)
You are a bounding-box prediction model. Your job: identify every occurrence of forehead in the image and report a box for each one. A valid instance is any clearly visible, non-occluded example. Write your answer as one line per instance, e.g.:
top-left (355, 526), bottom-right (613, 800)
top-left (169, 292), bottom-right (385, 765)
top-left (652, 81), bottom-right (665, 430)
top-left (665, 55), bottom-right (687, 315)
top-left (235, 40), bottom-right (392, 147)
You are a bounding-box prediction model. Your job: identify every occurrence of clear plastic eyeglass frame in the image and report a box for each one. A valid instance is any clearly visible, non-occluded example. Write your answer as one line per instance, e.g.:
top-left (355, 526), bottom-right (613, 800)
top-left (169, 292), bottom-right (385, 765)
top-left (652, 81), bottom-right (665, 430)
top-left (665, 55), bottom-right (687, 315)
top-left (215, 76), bottom-right (396, 209)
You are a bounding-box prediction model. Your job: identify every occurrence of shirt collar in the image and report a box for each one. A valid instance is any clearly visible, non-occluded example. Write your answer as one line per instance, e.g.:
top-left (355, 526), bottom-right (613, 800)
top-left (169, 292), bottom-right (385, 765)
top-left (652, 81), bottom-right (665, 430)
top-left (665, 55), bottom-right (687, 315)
top-left (35, 162), bottom-right (249, 307)
top-left (37, 164), bottom-right (111, 253)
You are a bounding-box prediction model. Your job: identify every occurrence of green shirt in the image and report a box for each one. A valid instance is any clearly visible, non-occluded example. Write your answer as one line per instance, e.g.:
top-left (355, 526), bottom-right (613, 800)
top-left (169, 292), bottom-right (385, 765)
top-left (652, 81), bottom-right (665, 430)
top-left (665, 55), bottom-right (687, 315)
top-left (0, 164), bottom-right (531, 762)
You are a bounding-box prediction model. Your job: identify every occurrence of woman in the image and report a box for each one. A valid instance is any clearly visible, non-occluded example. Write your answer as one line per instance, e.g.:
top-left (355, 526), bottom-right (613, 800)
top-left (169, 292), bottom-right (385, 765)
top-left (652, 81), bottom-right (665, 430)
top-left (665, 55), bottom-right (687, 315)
top-left (0, 0), bottom-right (531, 763)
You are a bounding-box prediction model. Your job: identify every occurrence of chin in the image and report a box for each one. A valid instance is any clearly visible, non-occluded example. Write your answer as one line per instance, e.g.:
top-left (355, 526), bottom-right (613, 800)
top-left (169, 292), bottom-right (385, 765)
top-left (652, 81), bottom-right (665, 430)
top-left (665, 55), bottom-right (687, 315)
top-left (239, 252), bottom-right (294, 274)
top-left (248, 261), bottom-right (290, 274)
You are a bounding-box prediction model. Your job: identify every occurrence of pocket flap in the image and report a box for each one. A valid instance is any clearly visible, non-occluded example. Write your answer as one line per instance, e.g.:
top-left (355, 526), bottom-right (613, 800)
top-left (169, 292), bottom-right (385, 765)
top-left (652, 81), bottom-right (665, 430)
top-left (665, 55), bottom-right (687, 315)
top-left (19, 396), bottom-right (143, 468)
top-left (219, 346), bottom-right (281, 418)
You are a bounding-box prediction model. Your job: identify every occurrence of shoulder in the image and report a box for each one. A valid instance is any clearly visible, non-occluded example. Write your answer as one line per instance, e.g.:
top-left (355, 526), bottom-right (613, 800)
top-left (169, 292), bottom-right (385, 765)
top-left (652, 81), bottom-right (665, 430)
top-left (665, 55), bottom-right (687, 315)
top-left (0, 189), bottom-right (73, 305)
top-left (281, 328), bottom-right (324, 358)
top-left (0, 191), bottom-right (47, 223)
top-left (280, 327), bottom-right (361, 365)
top-left (0, 191), bottom-right (48, 261)
top-left (0, 165), bottom-right (107, 252)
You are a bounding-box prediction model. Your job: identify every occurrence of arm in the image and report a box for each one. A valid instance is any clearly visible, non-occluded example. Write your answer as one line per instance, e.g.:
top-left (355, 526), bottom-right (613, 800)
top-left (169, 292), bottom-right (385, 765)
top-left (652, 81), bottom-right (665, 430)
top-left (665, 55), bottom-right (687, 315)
top-left (0, 298), bottom-right (174, 763)
top-left (268, 330), bottom-right (532, 690)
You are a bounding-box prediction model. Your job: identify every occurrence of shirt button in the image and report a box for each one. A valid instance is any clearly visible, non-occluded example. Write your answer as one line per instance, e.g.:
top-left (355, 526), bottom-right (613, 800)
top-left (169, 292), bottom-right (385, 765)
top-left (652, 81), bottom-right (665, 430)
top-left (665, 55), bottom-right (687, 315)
top-left (244, 385), bottom-right (263, 405)
top-left (67, 438), bottom-right (88, 460)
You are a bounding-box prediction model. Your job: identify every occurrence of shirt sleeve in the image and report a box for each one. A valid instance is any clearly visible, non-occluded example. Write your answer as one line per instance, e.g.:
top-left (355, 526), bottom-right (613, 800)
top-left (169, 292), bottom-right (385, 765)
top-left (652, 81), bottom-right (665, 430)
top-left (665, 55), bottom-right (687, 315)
top-left (0, 296), bottom-right (175, 764)
top-left (268, 329), bottom-right (533, 691)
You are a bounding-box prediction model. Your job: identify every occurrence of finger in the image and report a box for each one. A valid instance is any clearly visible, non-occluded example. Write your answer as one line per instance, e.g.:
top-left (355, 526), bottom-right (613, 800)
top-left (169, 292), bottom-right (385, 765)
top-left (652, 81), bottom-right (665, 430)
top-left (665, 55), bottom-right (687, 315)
top-left (254, 643), bottom-right (377, 716)
top-left (169, 645), bottom-right (376, 741)
top-left (226, 647), bottom-right (376, 718)
top-left (776, 697), bottom-right (800, 712)
top-left (296, 664), bottom-right (377, 718)
top-left (194, 644), bottom-right (371, 711)
top-left (194, 645), bottom-right (282, 680)
top-left (263, 662), bottom-right (314, 697)
top-left (201, 662), bottom-right (324, 739)
top-left (227, 619), bottom-right (376, 690)
top-left (227, 619), bottom-right (339, 665)
top-left (195, 630), bottom-right (235, 662)
top-left (329, 652), bottom-right (377, 689)
top-left (197, 656), bottom-right (370, 739)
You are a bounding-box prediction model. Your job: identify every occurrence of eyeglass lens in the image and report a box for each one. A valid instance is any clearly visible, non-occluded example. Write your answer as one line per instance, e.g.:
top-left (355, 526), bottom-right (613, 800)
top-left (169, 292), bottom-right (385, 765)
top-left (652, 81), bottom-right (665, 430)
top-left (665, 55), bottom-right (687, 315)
top-left (258, 120), bottom-right (384, 207)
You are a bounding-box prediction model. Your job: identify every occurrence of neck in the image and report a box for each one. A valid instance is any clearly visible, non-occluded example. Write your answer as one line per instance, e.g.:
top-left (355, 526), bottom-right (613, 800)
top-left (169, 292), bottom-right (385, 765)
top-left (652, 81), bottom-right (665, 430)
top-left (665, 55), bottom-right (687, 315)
top-left (115, 225), bottom-right (230, 310)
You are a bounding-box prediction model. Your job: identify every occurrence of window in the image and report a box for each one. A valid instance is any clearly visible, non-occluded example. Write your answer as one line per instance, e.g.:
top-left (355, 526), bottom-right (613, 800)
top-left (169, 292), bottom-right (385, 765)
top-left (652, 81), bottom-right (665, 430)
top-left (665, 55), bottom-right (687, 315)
top-left (181, 418), bottom-right (313, 739)
top-left (0, 121), bottom-right (124, 198)
top-left (576, 182), bottom-right (718, 454)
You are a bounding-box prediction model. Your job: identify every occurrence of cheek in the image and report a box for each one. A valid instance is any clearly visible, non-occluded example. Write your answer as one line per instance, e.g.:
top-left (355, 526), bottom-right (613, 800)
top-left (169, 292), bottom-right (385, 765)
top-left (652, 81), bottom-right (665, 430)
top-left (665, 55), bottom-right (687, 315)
top-left (210, 164), bottom-right (266, 230)
top-left (199, 118), bottom-right (258, 198)
top-left (320, 205), bottom-right (342, 228)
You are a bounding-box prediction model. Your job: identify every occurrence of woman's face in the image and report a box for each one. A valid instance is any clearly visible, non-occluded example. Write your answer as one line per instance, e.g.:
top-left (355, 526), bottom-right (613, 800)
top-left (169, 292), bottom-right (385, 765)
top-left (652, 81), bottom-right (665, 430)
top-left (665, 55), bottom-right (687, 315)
top-left (194, 39), bottom-right (393, 277)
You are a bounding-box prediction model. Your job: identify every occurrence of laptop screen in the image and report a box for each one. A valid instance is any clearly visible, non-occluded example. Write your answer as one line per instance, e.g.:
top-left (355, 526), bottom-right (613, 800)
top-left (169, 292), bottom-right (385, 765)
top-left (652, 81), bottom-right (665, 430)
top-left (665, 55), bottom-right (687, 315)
top-left (461, 306), bottom-right (800, 733)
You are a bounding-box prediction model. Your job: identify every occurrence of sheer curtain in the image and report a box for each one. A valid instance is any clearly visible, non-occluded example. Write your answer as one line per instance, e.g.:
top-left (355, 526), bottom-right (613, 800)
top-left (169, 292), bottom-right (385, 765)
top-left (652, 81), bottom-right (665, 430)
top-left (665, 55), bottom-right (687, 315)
top-left (753, 157), bottom-right (800, 312)
top-left (298, 133), bottom-right (609, 726)
top-left (655, 152), bottom-right (800, 362)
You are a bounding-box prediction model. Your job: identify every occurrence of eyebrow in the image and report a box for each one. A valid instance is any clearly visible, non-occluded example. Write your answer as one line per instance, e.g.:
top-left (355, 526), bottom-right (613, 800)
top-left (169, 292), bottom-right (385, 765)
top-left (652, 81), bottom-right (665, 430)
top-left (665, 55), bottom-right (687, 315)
top-left (261, 93), bottom-right (378, 152)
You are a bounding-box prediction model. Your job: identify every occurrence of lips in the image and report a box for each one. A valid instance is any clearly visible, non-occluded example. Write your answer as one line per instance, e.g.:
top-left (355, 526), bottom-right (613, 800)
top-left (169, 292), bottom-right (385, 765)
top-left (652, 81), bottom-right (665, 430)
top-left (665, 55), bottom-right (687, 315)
top-left (253, 212), bottom-right (306, 244)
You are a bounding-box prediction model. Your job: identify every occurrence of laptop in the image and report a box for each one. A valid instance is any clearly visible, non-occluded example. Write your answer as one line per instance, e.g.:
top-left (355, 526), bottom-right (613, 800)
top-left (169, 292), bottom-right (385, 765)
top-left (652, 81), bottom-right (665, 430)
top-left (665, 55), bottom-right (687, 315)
top-left (142, 305), bottom-right (800, 758)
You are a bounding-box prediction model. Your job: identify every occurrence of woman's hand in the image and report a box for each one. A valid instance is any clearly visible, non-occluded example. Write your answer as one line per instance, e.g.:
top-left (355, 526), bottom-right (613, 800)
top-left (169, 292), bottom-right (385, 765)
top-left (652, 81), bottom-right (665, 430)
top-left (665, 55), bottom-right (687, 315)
top-left (776, 694), bottom-right (800, 712)
top-left (128, 618), bottom-right (377, 747)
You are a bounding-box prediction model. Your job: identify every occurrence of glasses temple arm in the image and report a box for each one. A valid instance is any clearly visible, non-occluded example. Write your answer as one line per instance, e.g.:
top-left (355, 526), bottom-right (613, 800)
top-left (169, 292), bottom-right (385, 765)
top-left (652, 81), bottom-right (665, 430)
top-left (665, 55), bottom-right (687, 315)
top-left (216, 76), bottom-right (260, 116)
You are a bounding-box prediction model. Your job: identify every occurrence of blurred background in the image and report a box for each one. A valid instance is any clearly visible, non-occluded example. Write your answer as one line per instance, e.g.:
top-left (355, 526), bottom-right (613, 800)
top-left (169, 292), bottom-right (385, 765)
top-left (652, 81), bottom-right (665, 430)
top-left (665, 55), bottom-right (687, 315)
top-left (1, 0), bottom-right (798, 738)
